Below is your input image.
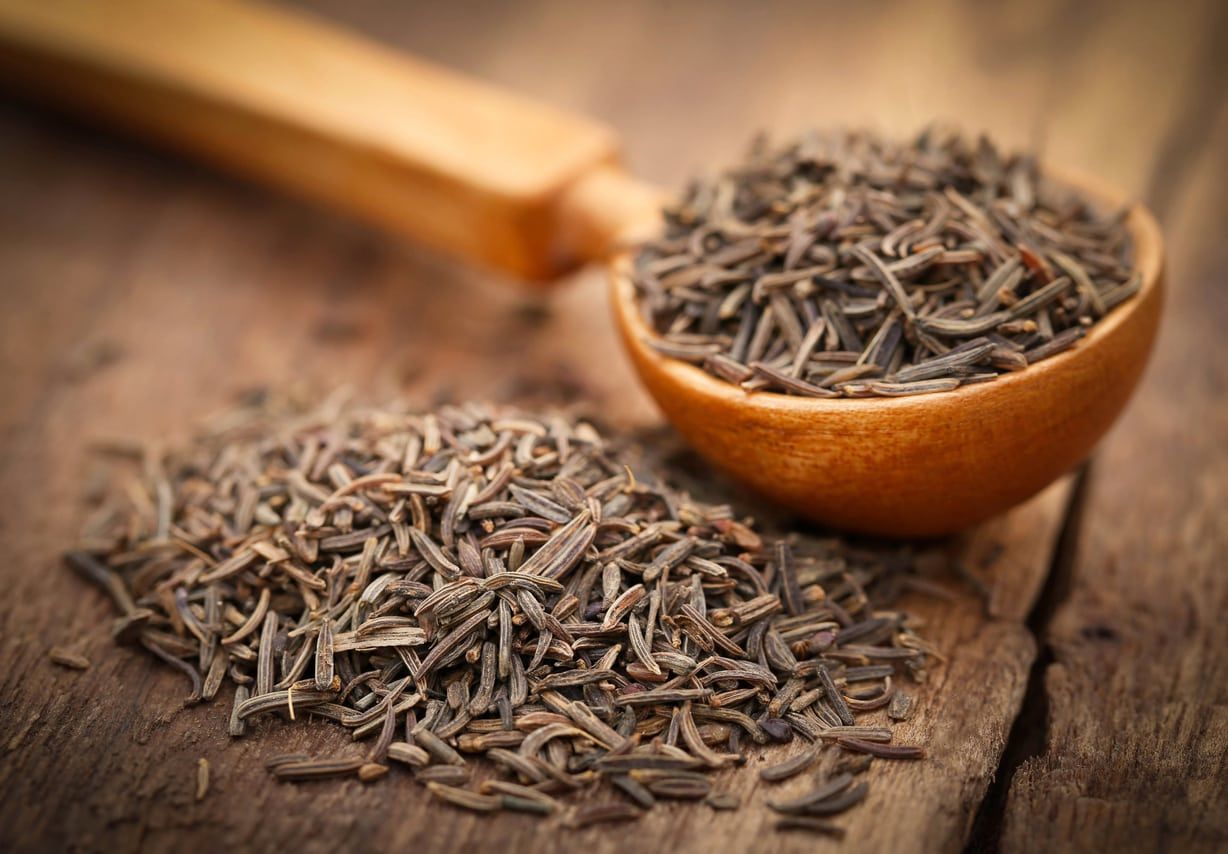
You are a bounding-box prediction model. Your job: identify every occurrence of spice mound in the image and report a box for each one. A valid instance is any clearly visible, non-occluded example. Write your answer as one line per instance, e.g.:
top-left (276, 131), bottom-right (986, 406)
top-left (71, 400), bottom-right (934, 830)
top-left (632, 128), bottom-right (1139, 397)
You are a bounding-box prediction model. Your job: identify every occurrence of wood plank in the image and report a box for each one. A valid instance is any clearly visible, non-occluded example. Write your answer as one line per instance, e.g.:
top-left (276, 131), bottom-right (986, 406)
top-left (1001, 92), bottom-right (1228, 853)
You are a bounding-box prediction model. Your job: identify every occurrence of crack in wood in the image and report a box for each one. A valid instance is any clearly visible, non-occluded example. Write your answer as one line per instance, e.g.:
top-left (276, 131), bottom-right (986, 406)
top-left (965, 465), bottom-right (1092, 853)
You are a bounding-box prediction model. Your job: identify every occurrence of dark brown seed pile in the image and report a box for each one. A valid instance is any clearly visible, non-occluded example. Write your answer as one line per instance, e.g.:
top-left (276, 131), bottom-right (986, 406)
top-left (70, 400), bottom-right (935, 831)
top-left (633, 128), bottom-right (1139, 397)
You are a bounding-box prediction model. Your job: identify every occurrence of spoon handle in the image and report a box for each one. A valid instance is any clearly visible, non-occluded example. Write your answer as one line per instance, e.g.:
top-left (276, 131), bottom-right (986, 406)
top-left (0, 0), bottom-right (661, 282)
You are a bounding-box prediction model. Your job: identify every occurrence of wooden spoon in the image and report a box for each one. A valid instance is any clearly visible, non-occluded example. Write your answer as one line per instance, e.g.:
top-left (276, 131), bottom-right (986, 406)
top-left (611, 179), bottom-right (1163, 535)
top-left (0, 0), bottom-right (1164, 535)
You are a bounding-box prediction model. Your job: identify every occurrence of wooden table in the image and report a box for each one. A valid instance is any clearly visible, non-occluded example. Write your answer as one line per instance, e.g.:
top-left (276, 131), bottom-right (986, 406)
top-left (1, 1), bottom-right (1224, 851)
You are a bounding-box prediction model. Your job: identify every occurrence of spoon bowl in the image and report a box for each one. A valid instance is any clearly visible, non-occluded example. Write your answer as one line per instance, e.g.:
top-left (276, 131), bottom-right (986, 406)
top-left (610, 169), bottom-right (1164, 536)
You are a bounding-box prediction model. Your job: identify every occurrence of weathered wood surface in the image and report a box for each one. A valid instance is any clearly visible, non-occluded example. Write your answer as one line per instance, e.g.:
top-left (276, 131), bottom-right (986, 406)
top-left (0, 1), bottom-right (1224, 851)
top-left (1000, 37), bottom-right (1228, 852)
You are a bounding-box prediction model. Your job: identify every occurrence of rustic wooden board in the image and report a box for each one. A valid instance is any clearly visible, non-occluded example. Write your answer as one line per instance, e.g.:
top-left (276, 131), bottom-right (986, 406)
top-left (1001, 82), bottom-right (1228, 854)
top-left (0, 0), bottom-right (1224, 851)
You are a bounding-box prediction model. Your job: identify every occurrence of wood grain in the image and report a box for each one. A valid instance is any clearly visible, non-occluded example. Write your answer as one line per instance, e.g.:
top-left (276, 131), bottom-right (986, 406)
top-left (0, 0), bottom-right (1224, 851)
top-left (1001, 83), bottom-right (1228, 854)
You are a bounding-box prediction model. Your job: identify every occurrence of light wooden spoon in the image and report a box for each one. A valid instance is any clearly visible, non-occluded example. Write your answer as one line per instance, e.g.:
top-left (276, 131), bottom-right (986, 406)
top-left (611, 178), bottom-right (1163, 535)
top-left (0, 0), bottom-right (1163, 535)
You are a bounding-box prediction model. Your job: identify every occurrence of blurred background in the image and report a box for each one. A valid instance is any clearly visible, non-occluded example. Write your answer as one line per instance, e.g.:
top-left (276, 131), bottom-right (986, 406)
top-left (1, 0), bottom-right (1223, 428)
top-left (1, 0), bottom-right (1224, 428)
top-left (334, 0), bottom-right (1221, 206)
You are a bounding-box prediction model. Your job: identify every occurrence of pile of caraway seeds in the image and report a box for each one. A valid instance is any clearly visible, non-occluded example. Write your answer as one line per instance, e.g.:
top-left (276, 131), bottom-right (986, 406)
top-left (633, 128), bottom-right (1138, 397)
top-left (69, 398), bottom-right (941, 836)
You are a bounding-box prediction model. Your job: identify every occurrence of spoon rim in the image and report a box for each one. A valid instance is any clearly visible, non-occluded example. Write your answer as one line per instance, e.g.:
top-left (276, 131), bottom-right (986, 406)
top-left (610, 166), bottom-right (1163, 414)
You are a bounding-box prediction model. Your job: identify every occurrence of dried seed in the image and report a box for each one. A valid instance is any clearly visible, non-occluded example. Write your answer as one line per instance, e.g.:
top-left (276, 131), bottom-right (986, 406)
top-left (271, 757), bottom-right (364, 781)
top-left (761, 745), bottom-right (821, 782)
top-left (425, 782), bottom-right (500, 812)
top-left (49, 647), bottom-right (90, 670)
top-left (195, 758), bottom-right (209, 801)
top-left (837, 737), bottom-right (926, 760)
top-left (567, 803), bottom-right (642, 828)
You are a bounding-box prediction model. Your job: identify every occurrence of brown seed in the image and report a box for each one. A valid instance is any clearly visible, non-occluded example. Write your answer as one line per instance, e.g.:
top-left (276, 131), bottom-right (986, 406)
top-left (386, 742), bottom-right (430, 768)
top-left (706, 791), bottom-right (740, 810)
top-left (271, 758), bottom-right (364, 781)
top-left (760, 745), bottom-right (821, 782)
top-left (887, 691), bottom-right (914, 721)
top-left (358, 763), bottom-right (390, 783)
top-left (567, 803), bottom-right (642, 829)
top-left (49, 646), bottom-right (90, 670)
top-left (836, 737), bottom-right (926, 760)
top-left (195, 758), bottom-right (209, 801)
top-left (228, 685), bottom-right (249, 737)
top-left (425, 782), bottom-right (499, 812)
top-left (414, 765), bottom-right (471, 786)
top-left (412, 726), bottom-right (466, 766)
